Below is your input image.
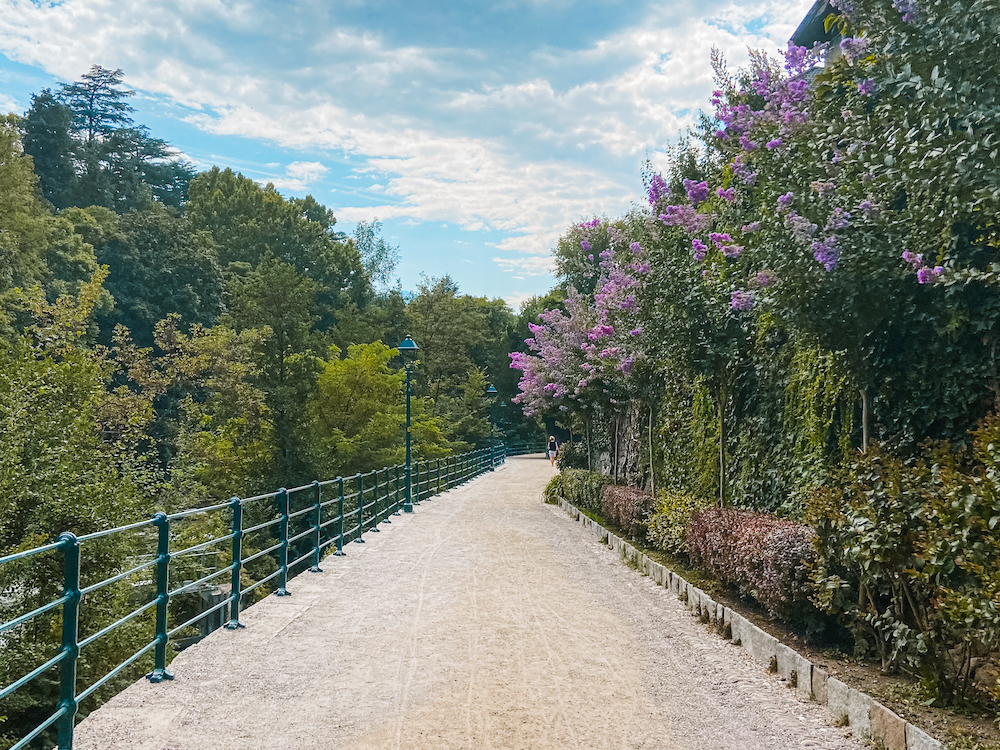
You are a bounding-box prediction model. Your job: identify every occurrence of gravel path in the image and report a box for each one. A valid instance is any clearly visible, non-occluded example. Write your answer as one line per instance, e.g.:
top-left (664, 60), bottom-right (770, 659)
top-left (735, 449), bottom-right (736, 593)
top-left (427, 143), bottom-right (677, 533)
top-left (75, 455), bottom-right (865, 750)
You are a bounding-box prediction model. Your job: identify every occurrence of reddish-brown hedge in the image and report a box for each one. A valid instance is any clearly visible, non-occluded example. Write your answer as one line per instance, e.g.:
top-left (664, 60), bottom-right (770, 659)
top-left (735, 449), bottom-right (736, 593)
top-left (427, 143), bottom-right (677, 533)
top-left (600, 484), bottom-right (653, 538)
top-left (686, 508), bottom-right (815, 621)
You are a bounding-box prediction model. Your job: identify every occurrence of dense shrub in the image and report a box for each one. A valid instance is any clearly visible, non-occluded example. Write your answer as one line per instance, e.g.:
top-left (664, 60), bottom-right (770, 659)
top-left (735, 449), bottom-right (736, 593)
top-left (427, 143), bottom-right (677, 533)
top-left (600, 484), bottom-right (652, 539)
top-left (687, 508), bottom-right (817, 624)
top-left (560, 469), bottom-right (607, 513)
top-left (543, 474), bottom-right (563, 504)
top-left (645, 490), bottom-right (714, 557)
top-left (809, 422), bottom-right (1000, 704)
top-left (556, 441), bottom-right (588, 470)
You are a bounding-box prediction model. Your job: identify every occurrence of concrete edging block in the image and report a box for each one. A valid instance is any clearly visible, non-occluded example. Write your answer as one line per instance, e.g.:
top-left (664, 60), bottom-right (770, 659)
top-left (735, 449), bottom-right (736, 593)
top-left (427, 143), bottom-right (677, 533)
top-left (870, 701), bottom-right (906, 750)
top-left (905, 723), bottom-right (943, 750)
top-left (555, 499), bottom-right (942, 750)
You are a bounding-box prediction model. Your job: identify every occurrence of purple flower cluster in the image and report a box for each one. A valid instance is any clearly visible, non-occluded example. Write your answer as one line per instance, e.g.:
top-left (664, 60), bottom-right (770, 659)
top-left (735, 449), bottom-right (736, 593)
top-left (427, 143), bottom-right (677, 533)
top-left (692, 238), bottom-right (708, 261)
top-left (630, 242), bottom-right (642, 253)
top-left (752, 271), bottom-right (776, 287)
top-left (892, 0), bottom-right (919, 22)
top-left (810, 181), bottom-right (836, 199)
top-left (812, 236), bottom-right (840, 271)
top-left (858, 199), bottom-right (879, 218)
top-left (717, 186), bottom-right (737, 201)
top-left (825, 207), bottom-right (851, 230)
top-left (683, 179), bottom-right (710, 205)
top-left (660, 205), bottom-right (714, 234)
top-left (731, 155), bottom-right (757, 185)
top-left (581, 239), bottom-right (592, 251)
top-left (741, 221), bottom-right (762, 233)
top-left (766, 138), bottom-right (783, 150)
top-left (777, 192), bottom-right (794, 209)
top-left (785, 212), bottom-right (817, 242)
top-left (647, 174), bottom-right (669, 205)
top-left (902, 250), bottom-right (943, 284)
top-left (839, 36), bottom-right (869, 64)
top-left (830, 0), bottom-right (856, 16)
top-left (858, 79), bottom-right (875, 96)
top-left (730, 290), bottom-right (755, 311)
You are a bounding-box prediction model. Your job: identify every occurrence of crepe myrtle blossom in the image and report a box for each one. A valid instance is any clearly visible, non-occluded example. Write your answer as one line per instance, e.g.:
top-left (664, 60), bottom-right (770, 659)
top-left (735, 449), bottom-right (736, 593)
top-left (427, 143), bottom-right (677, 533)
top-left (629, 327), bottom-right (643, 337)
top-left (692, 239), bottom-right (708, 261)
top-left (660, 205), bottom-right (714, 234)
top-left (902, 250), bottom-right (924, 269)
top-left (717, 187), bottom-right (737, 202)
top-left (893, 0), bottom-right (919, 22)
top-left (825, 207), bottom-right (851, 230)
top-left (785, 212), bottom-right (818, 242)
top-left (630, 242), bottom-right (642, 253)
top-left (581, 239), bottom-right (592, 251)
top-left (742, 221), bottom-right (761, 233)
top-left (766, 138), bottom-right (783, 149)
top-left (839, 36), bottom-right (870, 64)
top-left (830, 0), bottom-right (856, 15)
top-left (647, 174), bottom-right (670, 205)
top-left (858, 199), bottom-right (879, 218)
top-left (730, 290), bottom-right (755, 311)
top-left (812, 236), bottom-right (841, 271)
top-left (777, 192), bottom-right (794, 210)
top-left (683, 179), bottom-right (710, 205)
top-left (752, 271), bottom-right (776, 287)
top-left (722, 245), bottom-right (744, 259)
top-left (918, 266), bottom-right (944, 284)
top-left (858, 79), bottom-right (875, 96)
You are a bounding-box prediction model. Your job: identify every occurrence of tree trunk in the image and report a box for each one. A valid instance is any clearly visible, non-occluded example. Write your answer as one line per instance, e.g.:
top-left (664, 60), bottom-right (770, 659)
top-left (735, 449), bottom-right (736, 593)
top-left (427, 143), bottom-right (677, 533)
top-left (718, 386), bottom-right (726, 507)
top-left (648, 404), bottom-right (655, 498)
top-left (861, 386), bottom-right (870, 452)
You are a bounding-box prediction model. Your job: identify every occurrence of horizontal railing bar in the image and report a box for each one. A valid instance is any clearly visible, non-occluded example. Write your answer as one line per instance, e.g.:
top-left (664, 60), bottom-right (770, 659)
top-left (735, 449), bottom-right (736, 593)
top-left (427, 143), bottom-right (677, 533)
top-left (0, 649), bottom-right (69, 701)
top-left (241, 542), bottom-right (282, 566)
top-left (80, 558), bottom-right (159, 596)
top-left (240, 568), bottom-right (281, 596)
top-left (287, 549), bottom-right (314, 570)
top-left (77, 517), bottom-right (155, 543)
top-left (75, 640), bottom-right (157, 704)
top-left (242, 518), bottom-right (280, 535)
top-left (319, 537), bottom-right (338, 551)
top-left (318, 517), bottom-right (341, 530)
top-left (285, 483), bottom-right (315, 495)
top-left (287, 506), bottom-right (313, 521)
top-left (0, 539), bottom-right (65, 566)
top-left (167, 597), bottom-right (233, 637)
top-left (78, 599), bottom-right (158, 650)
top-left (0, 593), bottom-right (71, 635)
top-left (9, 705), bottom-right (67, 750)
top-left (165, 500), bottom-right (233, 520)
top-left (171, 532), bottom-right (236, 559)
top-left (240, 490), bottom-right (280, 504)
top-left (287, 527), bottom-right (314, 546)
top-left (169, 563), bottom-right (236, 597)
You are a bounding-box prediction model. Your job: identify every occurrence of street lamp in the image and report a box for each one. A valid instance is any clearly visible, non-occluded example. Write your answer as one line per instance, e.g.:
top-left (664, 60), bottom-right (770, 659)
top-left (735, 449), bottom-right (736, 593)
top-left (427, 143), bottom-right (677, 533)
top-left (398, 336), bottom-right (420, 512)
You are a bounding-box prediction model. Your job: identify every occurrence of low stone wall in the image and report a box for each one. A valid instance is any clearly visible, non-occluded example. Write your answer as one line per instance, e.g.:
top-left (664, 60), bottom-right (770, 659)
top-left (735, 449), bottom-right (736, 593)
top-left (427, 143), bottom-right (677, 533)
top-left (558, 499), bottom-right (942, 750)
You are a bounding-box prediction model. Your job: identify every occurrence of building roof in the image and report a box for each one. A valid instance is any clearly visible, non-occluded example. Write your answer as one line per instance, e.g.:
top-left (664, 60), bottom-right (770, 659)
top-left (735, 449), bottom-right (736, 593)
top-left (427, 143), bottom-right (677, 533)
top-left (791, 0), bottom-right (840, 48)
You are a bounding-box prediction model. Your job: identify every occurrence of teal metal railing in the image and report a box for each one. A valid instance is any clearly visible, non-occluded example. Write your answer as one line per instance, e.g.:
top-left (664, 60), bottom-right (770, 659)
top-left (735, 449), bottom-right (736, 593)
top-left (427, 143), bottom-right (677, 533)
top-left (0, 445), bottom-right (505, 750)
top-left (502, 439), bottom-right (548, 457)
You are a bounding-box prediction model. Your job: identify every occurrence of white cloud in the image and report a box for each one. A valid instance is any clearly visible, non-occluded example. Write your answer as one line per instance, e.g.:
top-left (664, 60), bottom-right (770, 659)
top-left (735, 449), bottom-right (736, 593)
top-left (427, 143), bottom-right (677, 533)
top-left (0, 91), bottom-right (17, 113)
top-left (503, 291), bottom-right (535, 311)
top-left (0, 0), bottom-right (815, 284)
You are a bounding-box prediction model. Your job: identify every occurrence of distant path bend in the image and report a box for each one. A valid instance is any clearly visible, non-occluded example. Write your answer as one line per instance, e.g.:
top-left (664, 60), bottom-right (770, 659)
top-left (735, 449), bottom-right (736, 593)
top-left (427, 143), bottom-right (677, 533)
top-left (76, 455), bottom-right (863, 750)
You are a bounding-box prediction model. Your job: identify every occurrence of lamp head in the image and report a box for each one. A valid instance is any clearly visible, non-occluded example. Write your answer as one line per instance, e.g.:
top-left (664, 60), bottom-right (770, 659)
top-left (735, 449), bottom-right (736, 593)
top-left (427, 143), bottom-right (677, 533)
top-left (398, 335), bottom-right (420, 359)
top-left (486, 384), bottom-right (498, 395)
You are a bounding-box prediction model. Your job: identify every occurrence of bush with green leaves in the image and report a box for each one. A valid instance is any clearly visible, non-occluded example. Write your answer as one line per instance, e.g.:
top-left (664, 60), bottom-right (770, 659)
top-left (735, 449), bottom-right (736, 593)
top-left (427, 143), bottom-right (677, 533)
top-left (543, 474), bottom-right (564, 505)
top-left (555, 441), bottom-right (588, 470)
top-left (560, 469), bottom-right (608, 514)
top-left (645, 490), bottom-right (715, 558)
top-left (809, 419), bottom-right (1000, 705)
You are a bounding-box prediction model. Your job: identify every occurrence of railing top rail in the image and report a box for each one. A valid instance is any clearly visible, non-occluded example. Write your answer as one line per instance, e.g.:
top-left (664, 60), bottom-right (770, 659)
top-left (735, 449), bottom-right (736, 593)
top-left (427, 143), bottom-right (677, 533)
top-left (0, 538), bottom-right (65, 565)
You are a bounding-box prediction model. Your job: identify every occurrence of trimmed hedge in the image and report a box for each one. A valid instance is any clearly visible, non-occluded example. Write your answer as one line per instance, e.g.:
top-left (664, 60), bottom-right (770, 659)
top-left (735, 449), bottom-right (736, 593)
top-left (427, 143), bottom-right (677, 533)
top-left (645, 490), bottom-right (714, 557)
top-left (687, 508), bottom-right (816, 622)
top-left (543, 474), bottom-right (563, 504)
top-left (600, 484), bottom-right (652, 539)
top-left (561, 469), bottom-right (608, 513)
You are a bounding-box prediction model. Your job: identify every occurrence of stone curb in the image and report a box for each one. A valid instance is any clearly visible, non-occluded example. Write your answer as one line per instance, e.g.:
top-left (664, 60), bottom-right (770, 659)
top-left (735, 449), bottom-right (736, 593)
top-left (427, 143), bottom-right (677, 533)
top-left (556, 499), bottom-right (943, 750)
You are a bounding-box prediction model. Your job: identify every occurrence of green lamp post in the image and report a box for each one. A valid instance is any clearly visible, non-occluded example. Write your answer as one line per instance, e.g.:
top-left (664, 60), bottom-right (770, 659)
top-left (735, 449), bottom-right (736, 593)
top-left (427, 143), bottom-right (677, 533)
top-left (399, 336), bottom-right (420, 512)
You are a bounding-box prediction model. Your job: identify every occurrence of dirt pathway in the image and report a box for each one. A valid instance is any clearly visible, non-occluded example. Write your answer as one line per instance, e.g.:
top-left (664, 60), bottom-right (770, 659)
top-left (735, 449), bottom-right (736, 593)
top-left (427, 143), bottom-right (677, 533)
top-left (75, 456), bottom-right (864, 750)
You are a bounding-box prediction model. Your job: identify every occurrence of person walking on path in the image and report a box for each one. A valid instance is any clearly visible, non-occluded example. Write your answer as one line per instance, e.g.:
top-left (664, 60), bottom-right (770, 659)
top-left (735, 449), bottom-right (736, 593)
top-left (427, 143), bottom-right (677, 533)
top-left (547, 435), bottom-right (559, 466)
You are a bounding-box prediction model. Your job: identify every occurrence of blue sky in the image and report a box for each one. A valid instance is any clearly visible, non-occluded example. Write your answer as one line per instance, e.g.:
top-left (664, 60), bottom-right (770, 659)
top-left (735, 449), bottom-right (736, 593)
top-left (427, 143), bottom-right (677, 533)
top-left (0, 0), bottom-right (812, 309)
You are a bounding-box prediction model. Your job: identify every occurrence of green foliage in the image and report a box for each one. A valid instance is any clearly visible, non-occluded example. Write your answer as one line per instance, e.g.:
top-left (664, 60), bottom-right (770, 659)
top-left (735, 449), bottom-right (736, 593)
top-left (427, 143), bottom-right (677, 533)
top-left (555, 441), bottom-right (588, 470)
top-left (543, 474), bottom-right (563, 505)
top-left (808, 419), bottom-right (1000, 704)
top-left (646, 490), bottom-right (714, 557)
top-left (560, 469), bottom-right (609, 514)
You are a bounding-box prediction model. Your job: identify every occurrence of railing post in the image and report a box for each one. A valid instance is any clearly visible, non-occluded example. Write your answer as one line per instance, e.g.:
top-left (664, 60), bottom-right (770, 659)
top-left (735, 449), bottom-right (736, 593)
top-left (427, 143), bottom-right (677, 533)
top-left (225, 497), bottom-right (245, 629)
top-left (394, 465), bottom-right (401, 514)
top-left (370, 472), bottom-right (381, 532)
top-left (436, 458), bottom-right (441, 496)
top-left (275, 489), bottom-right (291, 596)
top-left (334, 478), bottom-right (345, 556)
top-left (56, 532), bottom-right (80, 750)
top-left (310, 481), bottom-right (323, 573)
top-left (414, 461), bottom-right (420, 504)
top-left (354, 474), bottom-right (365, 543)
top-left (147, 513), bottom-right (174, 683)
top-left (380, 468), bottom-right (391, 523)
